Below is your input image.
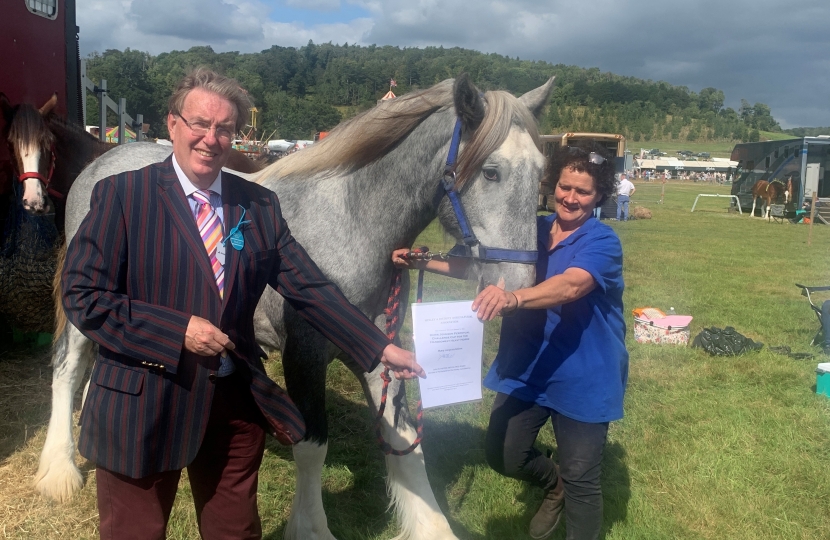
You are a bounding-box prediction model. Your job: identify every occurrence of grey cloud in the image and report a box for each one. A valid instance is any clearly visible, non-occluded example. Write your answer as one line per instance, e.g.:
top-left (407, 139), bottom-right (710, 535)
top-left (128, 0), bottom-right (264, 43)
top-left (285, 0), bottom-right (340, 11)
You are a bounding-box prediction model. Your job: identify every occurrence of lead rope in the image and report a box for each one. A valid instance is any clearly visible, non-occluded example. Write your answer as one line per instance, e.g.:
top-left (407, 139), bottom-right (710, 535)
top-left (375, 247), bottom-right (429, 456)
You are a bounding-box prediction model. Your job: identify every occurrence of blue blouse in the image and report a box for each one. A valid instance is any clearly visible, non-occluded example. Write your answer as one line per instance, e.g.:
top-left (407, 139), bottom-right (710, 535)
top-left (483, 214), bottom-right (628, 423)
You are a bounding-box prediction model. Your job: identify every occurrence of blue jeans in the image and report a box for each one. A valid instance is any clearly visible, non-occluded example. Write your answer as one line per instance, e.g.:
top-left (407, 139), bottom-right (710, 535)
top-left (616, 195), bottom-right (630, 221)
top-left (485, 393), bottom-right (609, 540)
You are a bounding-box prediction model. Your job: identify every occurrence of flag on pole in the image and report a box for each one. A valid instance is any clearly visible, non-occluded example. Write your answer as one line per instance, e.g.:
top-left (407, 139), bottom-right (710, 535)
top-left (390, 79), bottom-right (397, 87)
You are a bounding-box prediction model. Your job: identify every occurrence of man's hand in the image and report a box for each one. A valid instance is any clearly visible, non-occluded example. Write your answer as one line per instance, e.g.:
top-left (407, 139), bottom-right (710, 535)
top-left (184, 315), bottom-right (235, 356)
top-left (380, 344), bottom-right (426, 380)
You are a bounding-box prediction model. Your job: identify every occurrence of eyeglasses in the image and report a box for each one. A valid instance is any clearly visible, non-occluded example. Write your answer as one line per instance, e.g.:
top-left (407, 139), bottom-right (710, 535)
top-left (177, 115), bottom-right (234, 141)
top-left (567, 146), bottom-right (607, 165)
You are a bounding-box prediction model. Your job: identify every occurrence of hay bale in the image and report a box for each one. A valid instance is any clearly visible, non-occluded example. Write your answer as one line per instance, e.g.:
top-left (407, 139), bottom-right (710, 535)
top-left (0, 208), bottom-right (59, 334)
top-left (631, 206), bottom-right (652, 220)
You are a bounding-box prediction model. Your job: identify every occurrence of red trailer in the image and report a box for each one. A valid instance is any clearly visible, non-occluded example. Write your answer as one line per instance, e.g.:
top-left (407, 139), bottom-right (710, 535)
top-left (1, 0), bottom-right (82, 194)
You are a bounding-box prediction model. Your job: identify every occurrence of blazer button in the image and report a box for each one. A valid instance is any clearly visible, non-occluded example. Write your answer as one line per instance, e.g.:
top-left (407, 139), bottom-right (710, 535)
top-left (209, 373), bottom-right (217, 382)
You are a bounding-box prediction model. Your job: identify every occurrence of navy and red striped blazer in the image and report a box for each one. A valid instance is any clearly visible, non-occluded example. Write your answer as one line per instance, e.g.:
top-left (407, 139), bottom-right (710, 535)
top-left (62, 156), bottom-right (390, 478)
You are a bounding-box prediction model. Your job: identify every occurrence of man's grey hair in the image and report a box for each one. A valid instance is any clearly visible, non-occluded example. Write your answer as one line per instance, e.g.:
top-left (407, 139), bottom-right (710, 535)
top-left (168, 67), bottom-right (252, 132)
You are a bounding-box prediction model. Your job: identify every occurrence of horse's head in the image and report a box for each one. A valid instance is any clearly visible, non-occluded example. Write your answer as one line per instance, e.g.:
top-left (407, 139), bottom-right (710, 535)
top-left (437, 75), bottom-right (554, 292)
top-left (1, 93), bottom-right (57, 215)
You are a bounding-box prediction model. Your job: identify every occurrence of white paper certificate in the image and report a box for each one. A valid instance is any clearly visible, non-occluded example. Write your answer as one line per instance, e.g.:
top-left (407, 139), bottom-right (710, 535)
top-left (411, 300), bottom-right (484, 409)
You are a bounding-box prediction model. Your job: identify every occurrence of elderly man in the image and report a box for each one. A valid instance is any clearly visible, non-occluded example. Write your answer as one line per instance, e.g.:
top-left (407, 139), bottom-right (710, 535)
top-left (61, 68), bottom-right (424, 540)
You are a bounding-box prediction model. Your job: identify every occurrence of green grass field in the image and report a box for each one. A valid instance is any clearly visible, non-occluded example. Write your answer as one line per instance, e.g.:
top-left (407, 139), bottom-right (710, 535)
top-left (2, 182), bottom-right (830, 539)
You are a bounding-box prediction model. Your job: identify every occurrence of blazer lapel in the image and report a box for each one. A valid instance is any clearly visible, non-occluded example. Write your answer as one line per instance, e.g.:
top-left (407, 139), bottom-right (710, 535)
top-left (155, 157), bottom-right (221, 297)
top-left (221, 174), bottom-right (244, 308)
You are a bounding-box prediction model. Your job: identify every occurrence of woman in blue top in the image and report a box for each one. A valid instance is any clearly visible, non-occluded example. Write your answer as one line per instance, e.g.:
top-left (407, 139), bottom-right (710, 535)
top-left (392, 143), bottom-right (627, 540)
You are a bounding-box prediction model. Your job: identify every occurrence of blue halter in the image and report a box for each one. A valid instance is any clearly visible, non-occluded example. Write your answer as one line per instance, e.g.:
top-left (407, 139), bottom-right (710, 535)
top-left (440, 118), bottom-right (538, 265)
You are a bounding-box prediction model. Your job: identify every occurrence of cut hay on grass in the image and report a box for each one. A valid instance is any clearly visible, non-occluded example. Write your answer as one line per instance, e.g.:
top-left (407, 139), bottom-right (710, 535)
top-left (631, 206), bottom-right (652, 220)
top-left (1, 181), bottom-right (830, 539)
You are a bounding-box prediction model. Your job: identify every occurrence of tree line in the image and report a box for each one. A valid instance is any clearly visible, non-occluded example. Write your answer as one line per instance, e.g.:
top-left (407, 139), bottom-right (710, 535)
top-left (83, 42), bottom-right (783, 143)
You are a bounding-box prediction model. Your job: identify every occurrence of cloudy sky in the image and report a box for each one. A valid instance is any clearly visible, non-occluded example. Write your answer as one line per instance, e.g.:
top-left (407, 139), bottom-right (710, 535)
top-left (78, 0), bottom-right (830, 128)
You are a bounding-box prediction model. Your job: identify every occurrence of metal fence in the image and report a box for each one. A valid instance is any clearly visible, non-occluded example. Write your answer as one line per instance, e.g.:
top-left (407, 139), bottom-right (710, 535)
top-left (80, 59), bottom-right (145, 144)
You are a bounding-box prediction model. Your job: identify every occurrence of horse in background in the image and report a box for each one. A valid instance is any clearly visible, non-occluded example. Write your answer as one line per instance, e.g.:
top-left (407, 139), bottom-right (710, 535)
top-left (749, 178), bottom-right (790, 219)
top-left (1, 92), bottom-right (113, 235)
top-left (38, 74), bottom-right (554, 540)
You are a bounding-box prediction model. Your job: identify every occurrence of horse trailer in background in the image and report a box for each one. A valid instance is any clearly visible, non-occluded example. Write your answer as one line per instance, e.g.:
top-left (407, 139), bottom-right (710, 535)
top-left (730, 137), bottom-right (830, 214)
top-left (0, 0), bottom-right (82, 125)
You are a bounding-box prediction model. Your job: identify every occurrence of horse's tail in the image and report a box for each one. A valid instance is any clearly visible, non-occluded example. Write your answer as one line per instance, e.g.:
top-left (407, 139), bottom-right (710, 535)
top-left (52, 241), bottom-right (67, 344)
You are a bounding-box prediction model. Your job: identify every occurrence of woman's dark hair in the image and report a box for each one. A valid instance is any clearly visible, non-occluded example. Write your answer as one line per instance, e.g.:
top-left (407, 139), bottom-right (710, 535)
top-left (544, 142), bottom-right (616, 206)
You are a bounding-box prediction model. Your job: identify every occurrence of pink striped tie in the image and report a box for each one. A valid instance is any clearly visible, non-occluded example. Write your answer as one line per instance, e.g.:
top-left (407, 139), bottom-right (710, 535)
top-left (192, 190), bottom-right (224, 298)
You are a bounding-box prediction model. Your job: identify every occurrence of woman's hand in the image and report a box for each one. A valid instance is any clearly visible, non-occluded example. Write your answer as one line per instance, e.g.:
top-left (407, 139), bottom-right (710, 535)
top-left (391, 248), bottom-right (416, 269)
top-left (472, 285), bottom-right (520, 321)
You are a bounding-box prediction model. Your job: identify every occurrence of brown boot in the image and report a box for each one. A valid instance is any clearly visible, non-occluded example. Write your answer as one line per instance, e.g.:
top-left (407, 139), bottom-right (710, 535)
top-left (529, 473), bottom-right (565, 539)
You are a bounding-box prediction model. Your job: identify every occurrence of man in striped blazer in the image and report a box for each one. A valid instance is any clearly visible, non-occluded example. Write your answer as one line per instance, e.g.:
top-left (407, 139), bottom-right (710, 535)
top-left (61, 68), bottom-right (424, 540)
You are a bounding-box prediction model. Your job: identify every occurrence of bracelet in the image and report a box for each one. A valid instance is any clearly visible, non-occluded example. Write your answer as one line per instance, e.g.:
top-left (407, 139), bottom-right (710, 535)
top-left (502, 291), bottom-right (520, 316)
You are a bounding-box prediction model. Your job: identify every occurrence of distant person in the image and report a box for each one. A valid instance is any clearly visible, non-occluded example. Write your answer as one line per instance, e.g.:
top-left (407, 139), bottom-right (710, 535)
top-left (392, 142), bottom-right (628, 540)
top-left (616, 173), bottom-right (635, 221)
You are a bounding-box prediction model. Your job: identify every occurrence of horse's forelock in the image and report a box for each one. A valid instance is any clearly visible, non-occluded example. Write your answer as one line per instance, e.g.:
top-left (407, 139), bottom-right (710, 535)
top-left (7, 104), bottom-right (55, 153)
top-left (455, 91), bottom-right (540, 189)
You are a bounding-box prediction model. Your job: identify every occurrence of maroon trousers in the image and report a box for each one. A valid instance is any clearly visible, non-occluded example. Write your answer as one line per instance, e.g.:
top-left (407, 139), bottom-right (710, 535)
top-left (96, 373), bottom-right (267, 540)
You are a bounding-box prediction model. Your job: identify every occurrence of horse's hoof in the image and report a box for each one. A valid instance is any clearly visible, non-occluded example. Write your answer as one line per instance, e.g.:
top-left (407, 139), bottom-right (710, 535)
top-left (283, 524), bottom-right (337, 540)
top-left (33, 460), bottom-right (84, 502)
top-left (391, 531), bottom-right (459, 540)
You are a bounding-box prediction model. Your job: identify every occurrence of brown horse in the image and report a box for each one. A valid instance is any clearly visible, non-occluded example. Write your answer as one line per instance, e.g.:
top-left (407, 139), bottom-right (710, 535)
top-left (750, 179), bottom-right (789, 219)
top-left (1, 92), bottom-right (113, 235)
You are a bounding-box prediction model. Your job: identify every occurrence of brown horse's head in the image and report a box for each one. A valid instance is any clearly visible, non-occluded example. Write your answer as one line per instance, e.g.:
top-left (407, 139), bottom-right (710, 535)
top-left (1, 92), bottom-right (57, 215)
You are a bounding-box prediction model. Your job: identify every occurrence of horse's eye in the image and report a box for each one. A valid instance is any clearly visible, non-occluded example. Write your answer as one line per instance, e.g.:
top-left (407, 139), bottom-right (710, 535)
top-left (483, 168), bottom-right (499, 182)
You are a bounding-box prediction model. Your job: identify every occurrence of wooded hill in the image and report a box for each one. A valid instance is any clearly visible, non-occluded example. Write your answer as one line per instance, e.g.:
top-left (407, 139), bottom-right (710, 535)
top-left (84, 42), bottom-right (784, 143)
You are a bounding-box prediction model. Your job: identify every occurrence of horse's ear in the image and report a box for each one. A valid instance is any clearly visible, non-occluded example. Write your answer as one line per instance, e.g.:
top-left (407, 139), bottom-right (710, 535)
top-left (0, 93), bottom-right (12, 123)
top-left (453, 73), bottom-right (485, 133)
top-left (518, 76), bottom-right (556, 120)
top-left (39, 93), bottom-right (58, 116)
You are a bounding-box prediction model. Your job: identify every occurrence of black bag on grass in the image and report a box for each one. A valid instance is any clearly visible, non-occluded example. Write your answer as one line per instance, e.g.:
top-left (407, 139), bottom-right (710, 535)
top-left (691, 326), bottom-right (764, 356)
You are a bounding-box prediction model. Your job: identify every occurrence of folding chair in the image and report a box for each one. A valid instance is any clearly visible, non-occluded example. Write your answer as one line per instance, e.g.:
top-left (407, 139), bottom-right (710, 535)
top-left (795, 283), bottom-right (830, 346)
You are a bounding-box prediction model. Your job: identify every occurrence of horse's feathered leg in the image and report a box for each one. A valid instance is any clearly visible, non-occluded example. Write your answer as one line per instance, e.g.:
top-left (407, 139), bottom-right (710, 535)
top-left (282, 314), bottom-right (338, 540)
top-left (345, 355), bottom-right (458, 540)
top-left (34, 323), bottom-right (93, 502)
top-left (334, 302), bottom-right (457, 540)
top-left (287, 441), bottom-right (336, 540)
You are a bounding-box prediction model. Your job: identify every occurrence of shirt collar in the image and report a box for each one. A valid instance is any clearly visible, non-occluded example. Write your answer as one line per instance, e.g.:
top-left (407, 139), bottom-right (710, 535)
top-left (540, 213), bottom-right (598, 252)
top-left (172, 154), bottom-right (222, 198)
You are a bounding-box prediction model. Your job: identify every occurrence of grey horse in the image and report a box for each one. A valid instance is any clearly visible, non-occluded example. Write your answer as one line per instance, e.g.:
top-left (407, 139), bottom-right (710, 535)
top-left (36, 75), bottom-right (554, 540)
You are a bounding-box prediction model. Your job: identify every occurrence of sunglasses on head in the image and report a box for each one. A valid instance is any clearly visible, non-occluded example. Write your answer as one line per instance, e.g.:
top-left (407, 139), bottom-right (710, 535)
top-left (567, 146), bottom-right (607, 165)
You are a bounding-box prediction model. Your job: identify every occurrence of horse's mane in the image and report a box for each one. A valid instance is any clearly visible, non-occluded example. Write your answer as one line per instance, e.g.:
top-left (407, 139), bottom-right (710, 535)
top-left (6, 104), bottom-right (55, 152)
top-left (262, 79), bottom-right (540, 189)
top-left (45, 113), bottom-right (108, 147)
